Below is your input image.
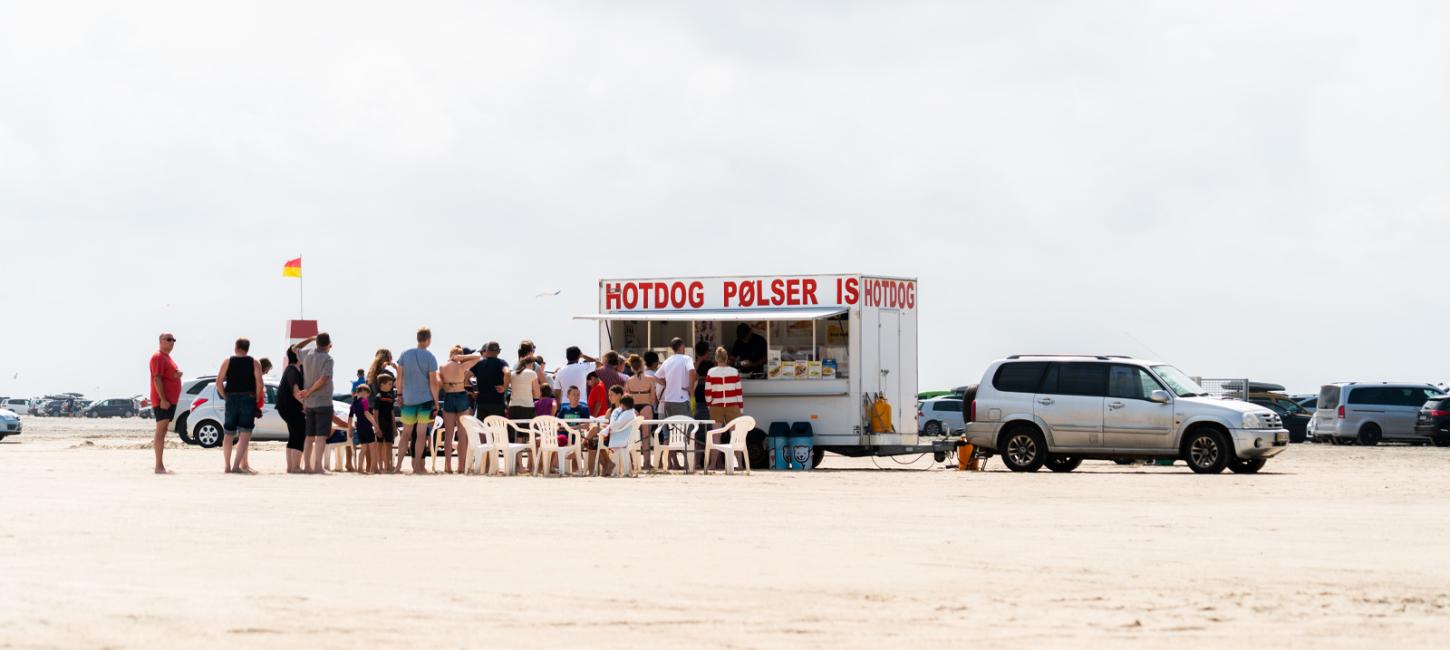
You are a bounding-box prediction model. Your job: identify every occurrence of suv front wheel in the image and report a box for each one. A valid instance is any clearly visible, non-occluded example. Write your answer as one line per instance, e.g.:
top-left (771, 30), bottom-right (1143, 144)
top-left (1183, 428), bottom-right (1229, 474)
top-left (1000, 426), bottom-right (1047, 472)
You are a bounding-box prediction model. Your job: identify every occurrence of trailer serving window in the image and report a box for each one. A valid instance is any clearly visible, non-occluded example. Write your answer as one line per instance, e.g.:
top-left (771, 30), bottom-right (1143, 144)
top-left (580, 307), bottom-right (849, 381)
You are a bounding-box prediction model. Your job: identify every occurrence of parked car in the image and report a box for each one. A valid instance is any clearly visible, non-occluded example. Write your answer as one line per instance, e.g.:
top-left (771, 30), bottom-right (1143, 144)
top-left (83, 398), bottom-right (139, 418)
top-left (1413, 395), bottom-right (1450, 447)
top-left (172, 376), bottom-right (218, 442)
top-left (1292, 394), bottom-right (1317, 411)
top-left (0, 408), bottom-right (21, 441)
top-left (964, 355), bottom-right (1288, 474)
top-left (2, 398), bottom-right (32, 415)
top-left (916, 396), bottom-right (964, 436)
top-left (184, 380), bottom-right (350, 448)
top-left (1312, 383), bottom-right (1444, 445)
top-left (1248, 393), bottom-right (1310, 443)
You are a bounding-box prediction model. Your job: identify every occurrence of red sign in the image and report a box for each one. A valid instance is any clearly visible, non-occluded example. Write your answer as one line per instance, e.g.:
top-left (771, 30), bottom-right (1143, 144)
top-left (601, 275), bottom-right (915, 312)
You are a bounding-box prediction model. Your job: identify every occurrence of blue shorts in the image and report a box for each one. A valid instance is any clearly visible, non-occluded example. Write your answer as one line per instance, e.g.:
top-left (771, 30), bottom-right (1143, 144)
top-left (443, 392), bottom-right (471, 414)
top-left (223, 394), bottom-right (257, 434)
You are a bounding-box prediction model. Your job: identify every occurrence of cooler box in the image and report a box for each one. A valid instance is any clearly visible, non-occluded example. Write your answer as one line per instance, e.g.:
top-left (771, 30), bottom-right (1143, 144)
top-left (788, 421), bottom-right (814, 471)
top-left (768, 422), bottom-right (791, 470)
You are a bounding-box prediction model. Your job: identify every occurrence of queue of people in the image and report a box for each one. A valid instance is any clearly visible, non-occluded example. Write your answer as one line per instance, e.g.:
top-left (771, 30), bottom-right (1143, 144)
top-left (147, 327), bottom-right (750, 475)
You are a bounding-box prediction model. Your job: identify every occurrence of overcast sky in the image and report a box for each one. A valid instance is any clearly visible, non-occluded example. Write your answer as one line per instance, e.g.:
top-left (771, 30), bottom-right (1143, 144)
top-left (2, 1), bottom-right (1448, 401)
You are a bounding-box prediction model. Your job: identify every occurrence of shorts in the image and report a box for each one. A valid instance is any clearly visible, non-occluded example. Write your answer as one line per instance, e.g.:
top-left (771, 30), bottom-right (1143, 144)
top-left (661, 401), bottom-right (691, 418)
top-left (153, 404), bottom-right (177, 422)
top-left (376, 414), bottom-right (396, 444)
top-left (305, 407), bottom-right (333, 437)
top-left (443, 392), bottom-right (471, 414)
top-left (401, 402), bottom-right (434, 425)
top-left (353, 427), bottom-right (376, 446)
top-left (478, 402), bottom-right (508, 419)
top-left (282, 411), bottom-right (305, 451)
top-left (327, 429), bottom-right (347, 445)
top-left (223, 393), bottom-right (257, 435)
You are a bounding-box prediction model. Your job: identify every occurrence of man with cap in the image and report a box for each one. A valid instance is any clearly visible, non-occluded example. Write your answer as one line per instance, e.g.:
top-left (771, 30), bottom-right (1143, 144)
top-left (149, 332), bottom-right (182, 474)
top-left (470, 341), bottom-right (511, 422)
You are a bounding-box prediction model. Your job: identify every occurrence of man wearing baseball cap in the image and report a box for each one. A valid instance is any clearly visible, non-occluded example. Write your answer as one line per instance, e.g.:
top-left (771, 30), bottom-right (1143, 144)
top-left (149, 332), bottom-right (182, 474)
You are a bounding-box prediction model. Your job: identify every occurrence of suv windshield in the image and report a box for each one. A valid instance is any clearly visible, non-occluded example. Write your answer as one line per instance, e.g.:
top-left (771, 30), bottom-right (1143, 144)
top-left (1150, 365), bottom-right (1205, 397)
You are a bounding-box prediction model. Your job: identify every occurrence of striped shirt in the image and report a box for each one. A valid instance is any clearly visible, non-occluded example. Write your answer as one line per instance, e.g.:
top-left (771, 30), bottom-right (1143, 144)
top-left (705, 366), bottom-right (743, 408)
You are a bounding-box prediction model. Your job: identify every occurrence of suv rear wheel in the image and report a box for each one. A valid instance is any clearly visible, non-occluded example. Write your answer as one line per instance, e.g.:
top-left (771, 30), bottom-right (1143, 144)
top-left (1045, 455), bottom-right (1082, 473)
top-left (1000, 426), bottom-right (1047, 472)
top-left (1183, 428), bottom-right (1229, 474)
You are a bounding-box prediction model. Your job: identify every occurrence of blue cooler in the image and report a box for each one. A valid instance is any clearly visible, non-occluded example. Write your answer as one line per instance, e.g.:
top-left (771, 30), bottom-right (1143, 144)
top-left (788, 422), bottom-right (814, 471)
top-left (768, 422), bottom-right (791, 470)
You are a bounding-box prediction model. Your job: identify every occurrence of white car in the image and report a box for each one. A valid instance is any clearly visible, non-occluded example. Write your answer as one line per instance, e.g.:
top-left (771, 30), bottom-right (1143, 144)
top-left (3, 398), bottom-right (33, 415)
top-left (0, 408), bottom-right (21, 441)
top-left (185, 380), bottom-right (350, 448)
top-left (916, 396), bottom-right (964, 436)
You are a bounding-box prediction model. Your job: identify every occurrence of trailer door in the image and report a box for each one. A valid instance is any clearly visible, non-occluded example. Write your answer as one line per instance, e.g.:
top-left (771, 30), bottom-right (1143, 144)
top-left (878, 309), bottom-right (901, 430)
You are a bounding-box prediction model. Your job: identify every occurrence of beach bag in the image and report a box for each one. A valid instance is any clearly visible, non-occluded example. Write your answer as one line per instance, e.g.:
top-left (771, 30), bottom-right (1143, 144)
top-left (869, 395), bottom-right (895, 433)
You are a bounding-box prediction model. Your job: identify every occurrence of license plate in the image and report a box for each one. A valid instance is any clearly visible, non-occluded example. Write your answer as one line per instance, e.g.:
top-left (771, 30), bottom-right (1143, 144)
top-left (1274, 432), bottom-right (1287, 444)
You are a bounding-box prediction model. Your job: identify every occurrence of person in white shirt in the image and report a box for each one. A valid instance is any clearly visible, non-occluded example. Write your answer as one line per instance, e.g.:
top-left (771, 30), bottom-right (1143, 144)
top-left (555, 346), bottom-right (598, 406)
top-left (654, 338), bottom-right (697, 419)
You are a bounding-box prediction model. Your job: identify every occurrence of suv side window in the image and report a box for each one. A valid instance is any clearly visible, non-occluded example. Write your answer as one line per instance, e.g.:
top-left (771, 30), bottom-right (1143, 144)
top-left (1107, 365), bottom-right (1161, 400)
top-left (1056, 363), bottom-right (1107, 397)
top-left (992, 362), bottom-right (1048, 394)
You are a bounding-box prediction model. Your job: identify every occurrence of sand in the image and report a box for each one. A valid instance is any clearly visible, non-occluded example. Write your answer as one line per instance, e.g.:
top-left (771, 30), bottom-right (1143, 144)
top-left (3, 417), bottom-right (1450, 649)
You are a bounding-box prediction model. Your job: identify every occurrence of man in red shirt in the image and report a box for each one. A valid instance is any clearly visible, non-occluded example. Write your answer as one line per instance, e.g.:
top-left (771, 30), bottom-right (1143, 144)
top-left (150, 332), bottom-right (182, 474)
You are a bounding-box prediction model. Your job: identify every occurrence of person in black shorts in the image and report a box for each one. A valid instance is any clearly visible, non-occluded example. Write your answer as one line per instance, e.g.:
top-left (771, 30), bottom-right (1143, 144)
top-left (373, 374), bottom-right (398, 473)
top-left (349, 384), bottom-right (382, 473)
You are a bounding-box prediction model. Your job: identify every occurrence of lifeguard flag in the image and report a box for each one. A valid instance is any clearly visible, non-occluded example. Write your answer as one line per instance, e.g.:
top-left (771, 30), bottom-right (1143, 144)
top-left (282, 257), bottom-right (302, 278)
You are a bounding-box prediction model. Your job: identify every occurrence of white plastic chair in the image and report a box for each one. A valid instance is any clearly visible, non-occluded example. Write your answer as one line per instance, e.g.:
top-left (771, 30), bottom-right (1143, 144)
top-left (532, 416), bottom-right (583, 477)
top-left (704, 416), bottom-right (755, 475)
top-left (652, 415), bottom-right (698, 474)
top-left (461, 415), bottom-right (495, 475)
top-left (596, 417), bottom-right (642, 477)
top-left (500, 418), bottom-right (536, 476)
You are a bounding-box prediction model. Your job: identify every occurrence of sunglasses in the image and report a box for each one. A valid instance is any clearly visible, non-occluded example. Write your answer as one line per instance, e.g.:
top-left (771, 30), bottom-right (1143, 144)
top-left (162, 337), bottom-right (176, 342)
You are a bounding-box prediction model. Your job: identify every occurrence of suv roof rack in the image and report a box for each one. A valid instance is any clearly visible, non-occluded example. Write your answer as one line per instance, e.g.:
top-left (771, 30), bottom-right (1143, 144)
top-left (1006, 354), bottom-right (1122, 360)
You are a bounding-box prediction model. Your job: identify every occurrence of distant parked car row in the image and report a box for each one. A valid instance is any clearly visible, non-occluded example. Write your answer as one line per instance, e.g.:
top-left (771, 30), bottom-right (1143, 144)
top-left (1311, 382), bottom-right (1448, 446)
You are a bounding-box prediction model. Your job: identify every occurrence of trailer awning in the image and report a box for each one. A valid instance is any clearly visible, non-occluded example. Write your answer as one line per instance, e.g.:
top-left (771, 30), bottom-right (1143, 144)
top-left (575, 307), bottom-right (848, 322)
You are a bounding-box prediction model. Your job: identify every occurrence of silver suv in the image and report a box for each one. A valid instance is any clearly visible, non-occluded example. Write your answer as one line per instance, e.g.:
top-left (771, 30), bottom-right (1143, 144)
top-left (965, 355), bottom-right (1288, 474)
top-left (1311, 382), bottom-right (1443, 445)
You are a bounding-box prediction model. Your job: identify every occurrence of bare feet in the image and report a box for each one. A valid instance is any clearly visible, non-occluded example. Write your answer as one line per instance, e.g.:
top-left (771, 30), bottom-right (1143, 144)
top-left (154, 468), bottom-right (173, 474)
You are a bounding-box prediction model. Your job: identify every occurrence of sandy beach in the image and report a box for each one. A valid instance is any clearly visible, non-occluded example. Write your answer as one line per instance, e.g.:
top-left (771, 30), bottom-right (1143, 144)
top-left (3, 417), bottom-right (1450, 649)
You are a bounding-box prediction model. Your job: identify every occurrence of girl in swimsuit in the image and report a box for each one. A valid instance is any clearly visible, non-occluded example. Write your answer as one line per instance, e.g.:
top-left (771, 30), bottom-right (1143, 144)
top-left (624, 354), bottom-right (658, 465)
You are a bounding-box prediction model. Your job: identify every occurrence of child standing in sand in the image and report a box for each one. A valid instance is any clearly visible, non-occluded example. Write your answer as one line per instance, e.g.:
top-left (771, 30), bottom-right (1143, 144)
top-left (373, 374), bottom-right (397, 473)
top-left (349, 385), bottom-right (381, 474)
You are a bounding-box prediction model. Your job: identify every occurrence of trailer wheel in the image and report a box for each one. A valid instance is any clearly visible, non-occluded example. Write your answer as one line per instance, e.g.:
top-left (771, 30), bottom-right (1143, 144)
top-left (746, 428), bottom-right (769, 469)
top-left (811, 448), bottom-right (826, 469)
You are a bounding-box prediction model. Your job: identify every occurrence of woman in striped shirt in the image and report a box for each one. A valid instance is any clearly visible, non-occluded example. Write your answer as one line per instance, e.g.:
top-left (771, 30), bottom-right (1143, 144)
top-left (705, 346), bottom-right (744, 427)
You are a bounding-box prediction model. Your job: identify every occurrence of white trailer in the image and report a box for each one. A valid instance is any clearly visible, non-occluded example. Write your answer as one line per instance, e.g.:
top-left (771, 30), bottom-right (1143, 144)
top-left (577, 274), bottom-right (952, 466)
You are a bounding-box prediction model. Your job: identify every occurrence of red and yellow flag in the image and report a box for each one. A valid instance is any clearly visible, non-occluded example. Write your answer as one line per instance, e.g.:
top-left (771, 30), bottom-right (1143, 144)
top-left (282, 257), bottom-right (302, 278)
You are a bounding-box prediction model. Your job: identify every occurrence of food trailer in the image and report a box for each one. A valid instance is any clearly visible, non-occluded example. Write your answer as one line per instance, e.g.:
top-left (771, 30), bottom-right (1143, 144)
top-left (577, 274), bottom-right (954, 466)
